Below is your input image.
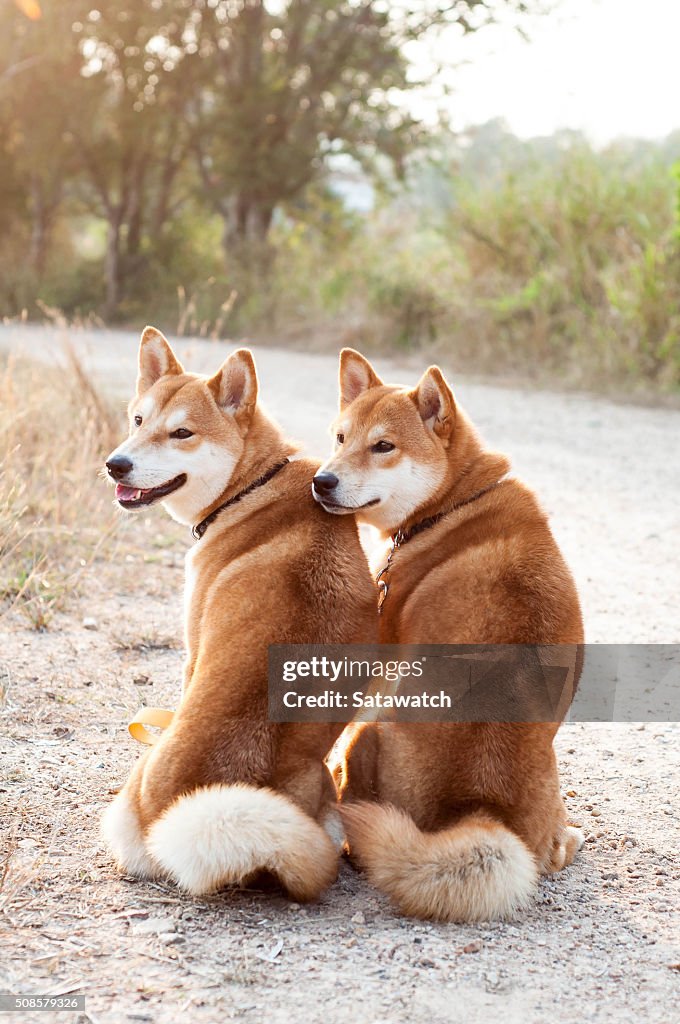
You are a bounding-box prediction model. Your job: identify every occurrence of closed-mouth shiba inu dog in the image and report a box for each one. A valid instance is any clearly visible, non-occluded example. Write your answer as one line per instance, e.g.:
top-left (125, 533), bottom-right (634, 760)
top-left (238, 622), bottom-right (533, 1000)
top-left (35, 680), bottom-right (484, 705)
top-left (312, 348), bottom-right (584, 922)
top-left (101, 328), bottom-right (376, 900)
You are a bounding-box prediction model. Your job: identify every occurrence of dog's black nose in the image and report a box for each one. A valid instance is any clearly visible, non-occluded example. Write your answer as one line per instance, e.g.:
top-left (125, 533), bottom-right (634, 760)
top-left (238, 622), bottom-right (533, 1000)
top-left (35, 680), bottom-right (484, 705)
top-left (106, 455), bottom-right (133, 481)
top-left (313, 471), bottom-right (339, 496)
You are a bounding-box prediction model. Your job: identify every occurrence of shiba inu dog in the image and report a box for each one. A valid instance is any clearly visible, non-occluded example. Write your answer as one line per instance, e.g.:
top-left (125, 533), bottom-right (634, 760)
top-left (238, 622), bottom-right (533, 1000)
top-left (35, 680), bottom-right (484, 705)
top-left (312, 348), bottom-right (584, 922)
top-left (101, 328), bottom-right (376, 900)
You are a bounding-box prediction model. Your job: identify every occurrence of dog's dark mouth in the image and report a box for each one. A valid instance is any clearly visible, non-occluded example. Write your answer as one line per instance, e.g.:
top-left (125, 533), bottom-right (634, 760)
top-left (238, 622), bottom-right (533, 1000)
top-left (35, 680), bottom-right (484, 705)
top-left (316, 496), bottom-right (380, 513)
top-left (115, 474), bottom-right (187, 509)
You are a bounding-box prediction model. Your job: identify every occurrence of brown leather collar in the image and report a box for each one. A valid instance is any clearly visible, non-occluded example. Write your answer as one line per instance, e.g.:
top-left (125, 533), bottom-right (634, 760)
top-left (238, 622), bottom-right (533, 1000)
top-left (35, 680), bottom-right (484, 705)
top-left (192, 459), bottom-right (290, 540)
top-left (391, 479), bottom-right (504, 548)
top-left (376, 479), bottom-right (504, 613)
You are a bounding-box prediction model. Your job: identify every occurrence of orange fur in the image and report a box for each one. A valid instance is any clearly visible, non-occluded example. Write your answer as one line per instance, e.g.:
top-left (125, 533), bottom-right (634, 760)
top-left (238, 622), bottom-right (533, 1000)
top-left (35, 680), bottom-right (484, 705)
top-left (321, 350), bottom-right (584, 921)
top-left (102, 330), bottom-right (377, 899)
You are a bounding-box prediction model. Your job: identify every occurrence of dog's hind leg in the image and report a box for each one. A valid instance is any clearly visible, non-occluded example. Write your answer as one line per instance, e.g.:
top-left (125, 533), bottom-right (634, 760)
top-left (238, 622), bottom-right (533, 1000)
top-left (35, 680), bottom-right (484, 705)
top-left (279, 758), bottom-right (346, 852)
top-left (101, 785), bottom-right (160, 880)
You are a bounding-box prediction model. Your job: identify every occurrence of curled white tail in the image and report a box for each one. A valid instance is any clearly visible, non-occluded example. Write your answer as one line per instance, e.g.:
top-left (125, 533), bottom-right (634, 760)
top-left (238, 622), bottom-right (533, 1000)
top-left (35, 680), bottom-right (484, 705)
top-left (146, 784), bottom-right (338, 900)
top-left (341, 802), bottom-right (538, 922)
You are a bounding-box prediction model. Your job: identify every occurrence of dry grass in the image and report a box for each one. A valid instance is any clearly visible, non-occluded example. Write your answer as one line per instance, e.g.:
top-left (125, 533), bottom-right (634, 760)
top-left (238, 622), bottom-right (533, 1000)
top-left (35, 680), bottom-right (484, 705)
top-left (111, 628), bottom-right (181, 654)
top-left (0, 348), bottom-right (123, 628)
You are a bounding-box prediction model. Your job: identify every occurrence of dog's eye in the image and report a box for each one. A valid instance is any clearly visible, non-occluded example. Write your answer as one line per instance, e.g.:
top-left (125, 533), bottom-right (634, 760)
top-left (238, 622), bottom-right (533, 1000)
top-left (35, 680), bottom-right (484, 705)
top-left (134, 414), bottom-right (142, 427)
top-left (372, 440), bottom-right (395, 454)
top-left (336, 433), bottom-right (345, 445)
top-left (170, 427), bottom-right (193, 439)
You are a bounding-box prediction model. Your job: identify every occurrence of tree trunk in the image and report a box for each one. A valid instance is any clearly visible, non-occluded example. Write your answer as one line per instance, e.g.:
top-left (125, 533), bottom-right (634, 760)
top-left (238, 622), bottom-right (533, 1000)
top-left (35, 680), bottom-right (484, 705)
top-left (245, 202), bottom-right (273, 243)
top-left (126, 198), bottom-right (142, 259)
top-left (152, 152), bottom-right (181, 237)
top-left (220, 195), bottom-right (274, 263)
top-left (29, 210), bottom-right (49, 280)
top-left (221, 195), bottom-right (244, 258)
top-left (28, 182), bottom-right (56, 280)
top-left (126, 163), bottom-right (146, 258)
top-left (104, 215), bottom-right (122, 319)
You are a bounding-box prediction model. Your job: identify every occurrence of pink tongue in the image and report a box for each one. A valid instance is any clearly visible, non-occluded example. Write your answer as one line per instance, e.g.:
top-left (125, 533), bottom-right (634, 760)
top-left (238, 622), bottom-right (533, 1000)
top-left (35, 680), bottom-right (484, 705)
top-left (116, 484), bottom-right (140, 501)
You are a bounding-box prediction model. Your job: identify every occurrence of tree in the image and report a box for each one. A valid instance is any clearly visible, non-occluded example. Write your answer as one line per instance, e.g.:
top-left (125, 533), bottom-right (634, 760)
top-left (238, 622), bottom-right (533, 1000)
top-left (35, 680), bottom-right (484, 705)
top-left (190, 0), bottom-right (412, 260)
top-left (190, 0), bottom-right (540, 259)
top-left (0, 0), bottom-right (542, 315)
top-left (0, 1), bottom-right (87, 278)
top-left (71, 4), bottom-right (202, 315)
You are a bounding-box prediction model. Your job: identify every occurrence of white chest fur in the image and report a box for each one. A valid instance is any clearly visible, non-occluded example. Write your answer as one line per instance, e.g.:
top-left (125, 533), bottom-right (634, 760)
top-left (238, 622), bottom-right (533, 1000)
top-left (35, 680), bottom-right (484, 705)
top-left (183, 544), bottom-right (200, 660)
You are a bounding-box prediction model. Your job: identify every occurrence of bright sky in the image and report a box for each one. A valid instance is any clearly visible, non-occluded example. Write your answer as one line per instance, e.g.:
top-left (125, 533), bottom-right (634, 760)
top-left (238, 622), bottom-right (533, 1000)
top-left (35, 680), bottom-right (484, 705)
top-left (408, 0), bottom-right (680, 142)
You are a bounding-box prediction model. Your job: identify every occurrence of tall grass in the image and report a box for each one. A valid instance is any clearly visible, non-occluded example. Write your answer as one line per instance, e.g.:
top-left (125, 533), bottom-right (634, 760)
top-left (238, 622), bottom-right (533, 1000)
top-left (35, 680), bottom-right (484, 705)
top-left (0, 351), bottom-right (123, 628)
top-left (272, 146), bottom-right (680, 389)
top-left (439, 146), bottom-right (680, 387)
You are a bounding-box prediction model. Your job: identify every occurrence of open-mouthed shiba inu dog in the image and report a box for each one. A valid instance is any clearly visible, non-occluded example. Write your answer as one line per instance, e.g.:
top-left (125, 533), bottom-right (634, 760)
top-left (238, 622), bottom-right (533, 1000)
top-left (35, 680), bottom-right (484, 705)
top-left (101, 328), bottom-right (376, 900)
top-left (311, 348), bottom-right (584, 922)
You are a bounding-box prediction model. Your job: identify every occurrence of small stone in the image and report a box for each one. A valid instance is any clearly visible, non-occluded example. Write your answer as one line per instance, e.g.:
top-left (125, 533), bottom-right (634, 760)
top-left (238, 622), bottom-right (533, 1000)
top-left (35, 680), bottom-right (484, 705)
top-left (82, 617), bottom-right (98, 630)
top-left (351, 911), bottom-right (366, 925)
top-left (461, 940), bottom-right (483, 954)
top-left (160, 932), bottom-right (185, 943)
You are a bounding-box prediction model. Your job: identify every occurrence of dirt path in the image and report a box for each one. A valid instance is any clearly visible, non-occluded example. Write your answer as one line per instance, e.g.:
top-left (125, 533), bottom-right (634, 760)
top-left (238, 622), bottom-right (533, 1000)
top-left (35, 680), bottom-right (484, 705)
top-left (1, 325), bottom-right (679, 1023)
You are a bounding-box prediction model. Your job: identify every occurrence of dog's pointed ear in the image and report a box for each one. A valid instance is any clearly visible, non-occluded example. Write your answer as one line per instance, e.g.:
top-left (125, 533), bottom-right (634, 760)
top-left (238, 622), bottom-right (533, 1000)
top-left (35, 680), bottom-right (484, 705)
top-left (207, 348), bottom-right (258, 425)
top-left (410, 366), bottom-right (456, 440)
top-left (339, 348), bottom-right (383, 410)
top-left (137, 326), bottom-right (184, 395)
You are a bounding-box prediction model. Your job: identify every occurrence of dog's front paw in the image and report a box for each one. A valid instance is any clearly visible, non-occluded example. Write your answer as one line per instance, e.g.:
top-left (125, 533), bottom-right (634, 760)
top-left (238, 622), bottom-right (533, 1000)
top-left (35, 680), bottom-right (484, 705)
top-left (547, 824), bottom-right (585, 872)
